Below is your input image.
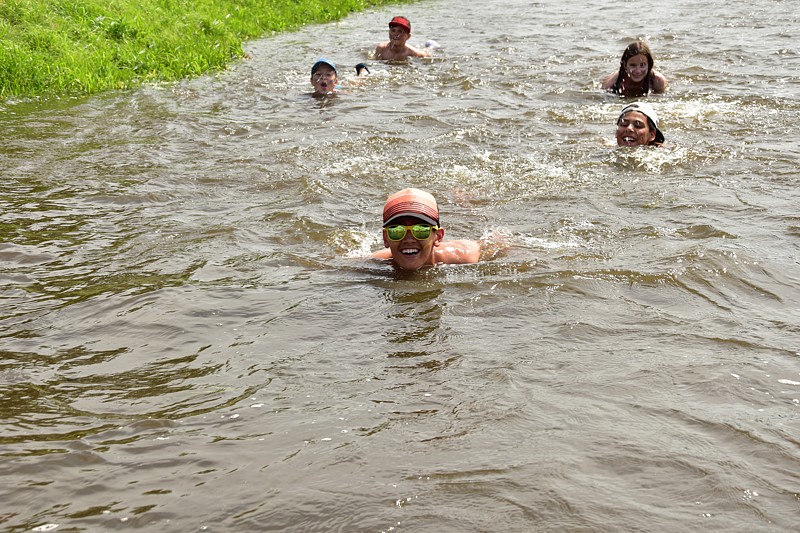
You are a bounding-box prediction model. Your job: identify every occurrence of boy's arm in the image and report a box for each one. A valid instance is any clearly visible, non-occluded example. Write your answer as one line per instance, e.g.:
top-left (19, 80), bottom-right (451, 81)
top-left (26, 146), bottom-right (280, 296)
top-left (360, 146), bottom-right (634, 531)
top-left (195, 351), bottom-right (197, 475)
top-left (370, 248), bottom-right (392, 260)
top-left (407, 45), bottom-right (431, 58)
top-left (436, 240), bottom-right (481, 264)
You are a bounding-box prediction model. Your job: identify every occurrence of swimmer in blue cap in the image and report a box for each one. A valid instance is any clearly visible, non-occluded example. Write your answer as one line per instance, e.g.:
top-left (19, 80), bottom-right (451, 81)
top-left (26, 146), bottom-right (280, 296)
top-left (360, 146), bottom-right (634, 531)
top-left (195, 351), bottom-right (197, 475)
top-left (310, 58), bottom-right (339, 96)
top-left (310, 58), bottom-right (372, 97)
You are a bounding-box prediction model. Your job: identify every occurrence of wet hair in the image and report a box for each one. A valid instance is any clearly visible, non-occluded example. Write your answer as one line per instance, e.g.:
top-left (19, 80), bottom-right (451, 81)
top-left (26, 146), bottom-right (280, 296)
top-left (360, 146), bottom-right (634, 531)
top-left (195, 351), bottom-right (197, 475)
top-left (611, 41), bottom-right (655, 96)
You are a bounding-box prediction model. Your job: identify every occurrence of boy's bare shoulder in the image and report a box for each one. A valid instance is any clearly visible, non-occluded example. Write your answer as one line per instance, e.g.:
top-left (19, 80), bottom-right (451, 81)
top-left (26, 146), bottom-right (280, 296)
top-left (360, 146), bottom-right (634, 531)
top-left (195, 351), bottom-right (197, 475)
top-left (374, 41), bottom-right (390, 58)
top-left (435, 240), bottom-right (481, 265)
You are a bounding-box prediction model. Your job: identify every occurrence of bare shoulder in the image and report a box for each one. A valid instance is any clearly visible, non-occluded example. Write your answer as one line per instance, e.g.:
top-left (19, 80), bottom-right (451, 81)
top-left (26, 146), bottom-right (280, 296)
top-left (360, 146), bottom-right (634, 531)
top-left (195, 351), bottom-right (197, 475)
top-left (651, 70), bottom-right (669, 92)
top-left (601, 71), bottom-right (619, 90)
top-left (374, 42), bottom-right (390, 59)
top-left (436, 239), bottom-right (481, 265)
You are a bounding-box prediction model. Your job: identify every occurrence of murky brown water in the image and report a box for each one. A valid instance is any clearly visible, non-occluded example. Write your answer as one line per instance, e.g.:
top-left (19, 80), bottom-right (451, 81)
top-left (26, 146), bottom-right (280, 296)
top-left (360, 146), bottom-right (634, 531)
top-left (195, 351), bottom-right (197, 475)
top-left (2, 0), bottom-right (799, 531)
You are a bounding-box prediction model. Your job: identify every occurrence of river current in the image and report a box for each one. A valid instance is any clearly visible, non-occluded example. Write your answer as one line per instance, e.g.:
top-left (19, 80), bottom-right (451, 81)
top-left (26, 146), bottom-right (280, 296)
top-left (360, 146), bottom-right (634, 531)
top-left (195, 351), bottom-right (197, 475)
top-left (1, 0), bottom-right (799, 531)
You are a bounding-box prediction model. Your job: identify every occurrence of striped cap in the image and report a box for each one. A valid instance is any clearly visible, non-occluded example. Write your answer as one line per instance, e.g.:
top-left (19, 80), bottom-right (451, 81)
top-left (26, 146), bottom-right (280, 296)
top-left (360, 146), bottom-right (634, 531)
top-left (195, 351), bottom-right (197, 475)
top-left (383, 188), bottom-right (439, 227)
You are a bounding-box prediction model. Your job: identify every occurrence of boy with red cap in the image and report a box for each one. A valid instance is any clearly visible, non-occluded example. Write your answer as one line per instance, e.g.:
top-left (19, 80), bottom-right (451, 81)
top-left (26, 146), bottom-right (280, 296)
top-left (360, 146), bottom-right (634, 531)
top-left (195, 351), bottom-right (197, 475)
top-left (371, 188), bottom-right (481, 270)
top-left (374, 16), bottom-right (432, 60)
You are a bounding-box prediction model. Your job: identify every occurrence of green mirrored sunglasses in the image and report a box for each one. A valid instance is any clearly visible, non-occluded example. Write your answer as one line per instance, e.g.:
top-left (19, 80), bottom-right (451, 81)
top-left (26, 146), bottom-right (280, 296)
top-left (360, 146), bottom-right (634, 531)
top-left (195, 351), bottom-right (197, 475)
top-left (384, 224), bottom-right (439, 241)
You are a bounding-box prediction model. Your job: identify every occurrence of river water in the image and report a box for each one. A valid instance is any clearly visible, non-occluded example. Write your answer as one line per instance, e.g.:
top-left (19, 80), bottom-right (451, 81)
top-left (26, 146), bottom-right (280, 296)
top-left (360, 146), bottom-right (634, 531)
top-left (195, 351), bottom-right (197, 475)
top-left (2, 0), bottom-right (799, 531)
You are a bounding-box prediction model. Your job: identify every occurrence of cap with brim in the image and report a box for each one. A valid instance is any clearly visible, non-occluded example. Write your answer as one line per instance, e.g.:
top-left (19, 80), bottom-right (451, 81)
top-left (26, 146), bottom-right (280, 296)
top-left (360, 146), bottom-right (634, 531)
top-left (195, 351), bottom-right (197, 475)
top-left (389, 16), bottom-right (411, 33)
top-left (383, 188), bottom-right (439, 227)
top-left (618, 101), bottom-right (665, 144)
top-left (311, 58), bottom-right (337, 75)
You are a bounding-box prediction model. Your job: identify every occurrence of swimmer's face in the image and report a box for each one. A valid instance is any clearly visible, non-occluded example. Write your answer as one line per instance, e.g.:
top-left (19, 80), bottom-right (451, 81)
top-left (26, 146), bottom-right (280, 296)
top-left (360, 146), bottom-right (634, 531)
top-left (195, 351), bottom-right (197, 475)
top-left (311, 64), bottom-right (338, 95)
top-left (625, 54), bottom-right (650, 82)
top-left (616, 111), bottom-right (656, 147)
top-left (388, 25), bottom-right (410, 45)
top-left (382, 216), bottom-right (443, 271)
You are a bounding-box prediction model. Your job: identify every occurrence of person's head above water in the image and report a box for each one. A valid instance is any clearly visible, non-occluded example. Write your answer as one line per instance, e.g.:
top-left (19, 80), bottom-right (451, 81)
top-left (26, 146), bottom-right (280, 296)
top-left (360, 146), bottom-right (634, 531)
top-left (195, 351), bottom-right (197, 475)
top-left (388, 16), bottom-right (411, 34)
top-left (381, 188), bottom-right (442, 270)
top-left (616, 101), bottom-right (665, 147)
top-left (601, 40), bottom-right (668, 97)
top-left (620, 41), bottom-right (654, 77)
top-left (370, 188), bottom-right (481, 270)
top-left (374, 16), bottom-right (431, 60)
top-left (310, 58), bottom-right (338, 96)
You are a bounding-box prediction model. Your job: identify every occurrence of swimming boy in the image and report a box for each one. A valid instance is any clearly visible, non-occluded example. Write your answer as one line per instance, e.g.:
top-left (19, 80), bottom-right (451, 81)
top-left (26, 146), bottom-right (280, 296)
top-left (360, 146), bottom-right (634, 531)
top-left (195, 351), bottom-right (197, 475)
top-left (371, 188), bottom-right (481, 270)
top-left (374, 16), bottom-right (431, 60)
top-left (616, 102), bottom-right (665, 147)
top-left (310, 58), bottom-right (339, 96)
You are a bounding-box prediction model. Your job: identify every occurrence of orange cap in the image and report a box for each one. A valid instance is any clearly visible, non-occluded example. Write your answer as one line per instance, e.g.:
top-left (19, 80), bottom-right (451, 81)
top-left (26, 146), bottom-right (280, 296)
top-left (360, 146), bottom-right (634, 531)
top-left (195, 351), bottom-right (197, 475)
top-left (383, 188), bottom-right (439, 227)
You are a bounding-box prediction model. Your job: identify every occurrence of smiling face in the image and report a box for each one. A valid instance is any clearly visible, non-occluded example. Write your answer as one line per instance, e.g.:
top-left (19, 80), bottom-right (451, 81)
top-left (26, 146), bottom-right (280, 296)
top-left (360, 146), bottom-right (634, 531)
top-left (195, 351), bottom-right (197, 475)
top-left (616, 110), bottom-right (657, 147)
top-left (625, 53), bottom-right (650, 83)
top-left (310, 64), bottom-right (338, 95)
top-left (382, 216), bottom-right (444, 270)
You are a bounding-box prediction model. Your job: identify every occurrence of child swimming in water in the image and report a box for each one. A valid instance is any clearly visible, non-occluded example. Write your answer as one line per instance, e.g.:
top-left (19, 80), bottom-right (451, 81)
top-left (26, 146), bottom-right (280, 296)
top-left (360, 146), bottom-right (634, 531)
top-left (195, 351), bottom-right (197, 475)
top-left (310, 58), bottom-right (340, 97)
top-left (374, 16), bottom-right (432, 60)
top-left (370, 188), bottom-right (481, 270)
top-left (309, 58), bottom-right (372, 97)
top-left (615, 102), bottom-right (665, 147)
top-left (602, 41), bottom-right (668, 97)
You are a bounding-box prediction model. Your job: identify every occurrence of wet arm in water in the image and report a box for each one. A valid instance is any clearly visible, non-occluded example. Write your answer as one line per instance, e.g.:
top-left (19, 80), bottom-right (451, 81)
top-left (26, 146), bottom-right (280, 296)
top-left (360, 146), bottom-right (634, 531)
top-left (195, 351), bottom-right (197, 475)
top-left (369, 241), bottom-right (480, 264)
top-left (370, 249), bottom-right (392, 260)
top-left (434, 240), bottom-right (481, 264)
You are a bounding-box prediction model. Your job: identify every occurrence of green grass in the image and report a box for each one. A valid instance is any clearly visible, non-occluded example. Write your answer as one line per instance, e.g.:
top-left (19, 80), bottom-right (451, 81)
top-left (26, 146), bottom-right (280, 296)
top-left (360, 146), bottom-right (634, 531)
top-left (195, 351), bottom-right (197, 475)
top-left (0, 0), bottom-right (417, 100)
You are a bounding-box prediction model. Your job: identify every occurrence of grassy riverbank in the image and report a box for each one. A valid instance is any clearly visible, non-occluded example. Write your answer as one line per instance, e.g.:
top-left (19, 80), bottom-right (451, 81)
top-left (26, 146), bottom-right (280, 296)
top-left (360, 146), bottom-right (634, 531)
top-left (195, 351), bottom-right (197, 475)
top-left (0, 0), bottom-right (416, 100)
